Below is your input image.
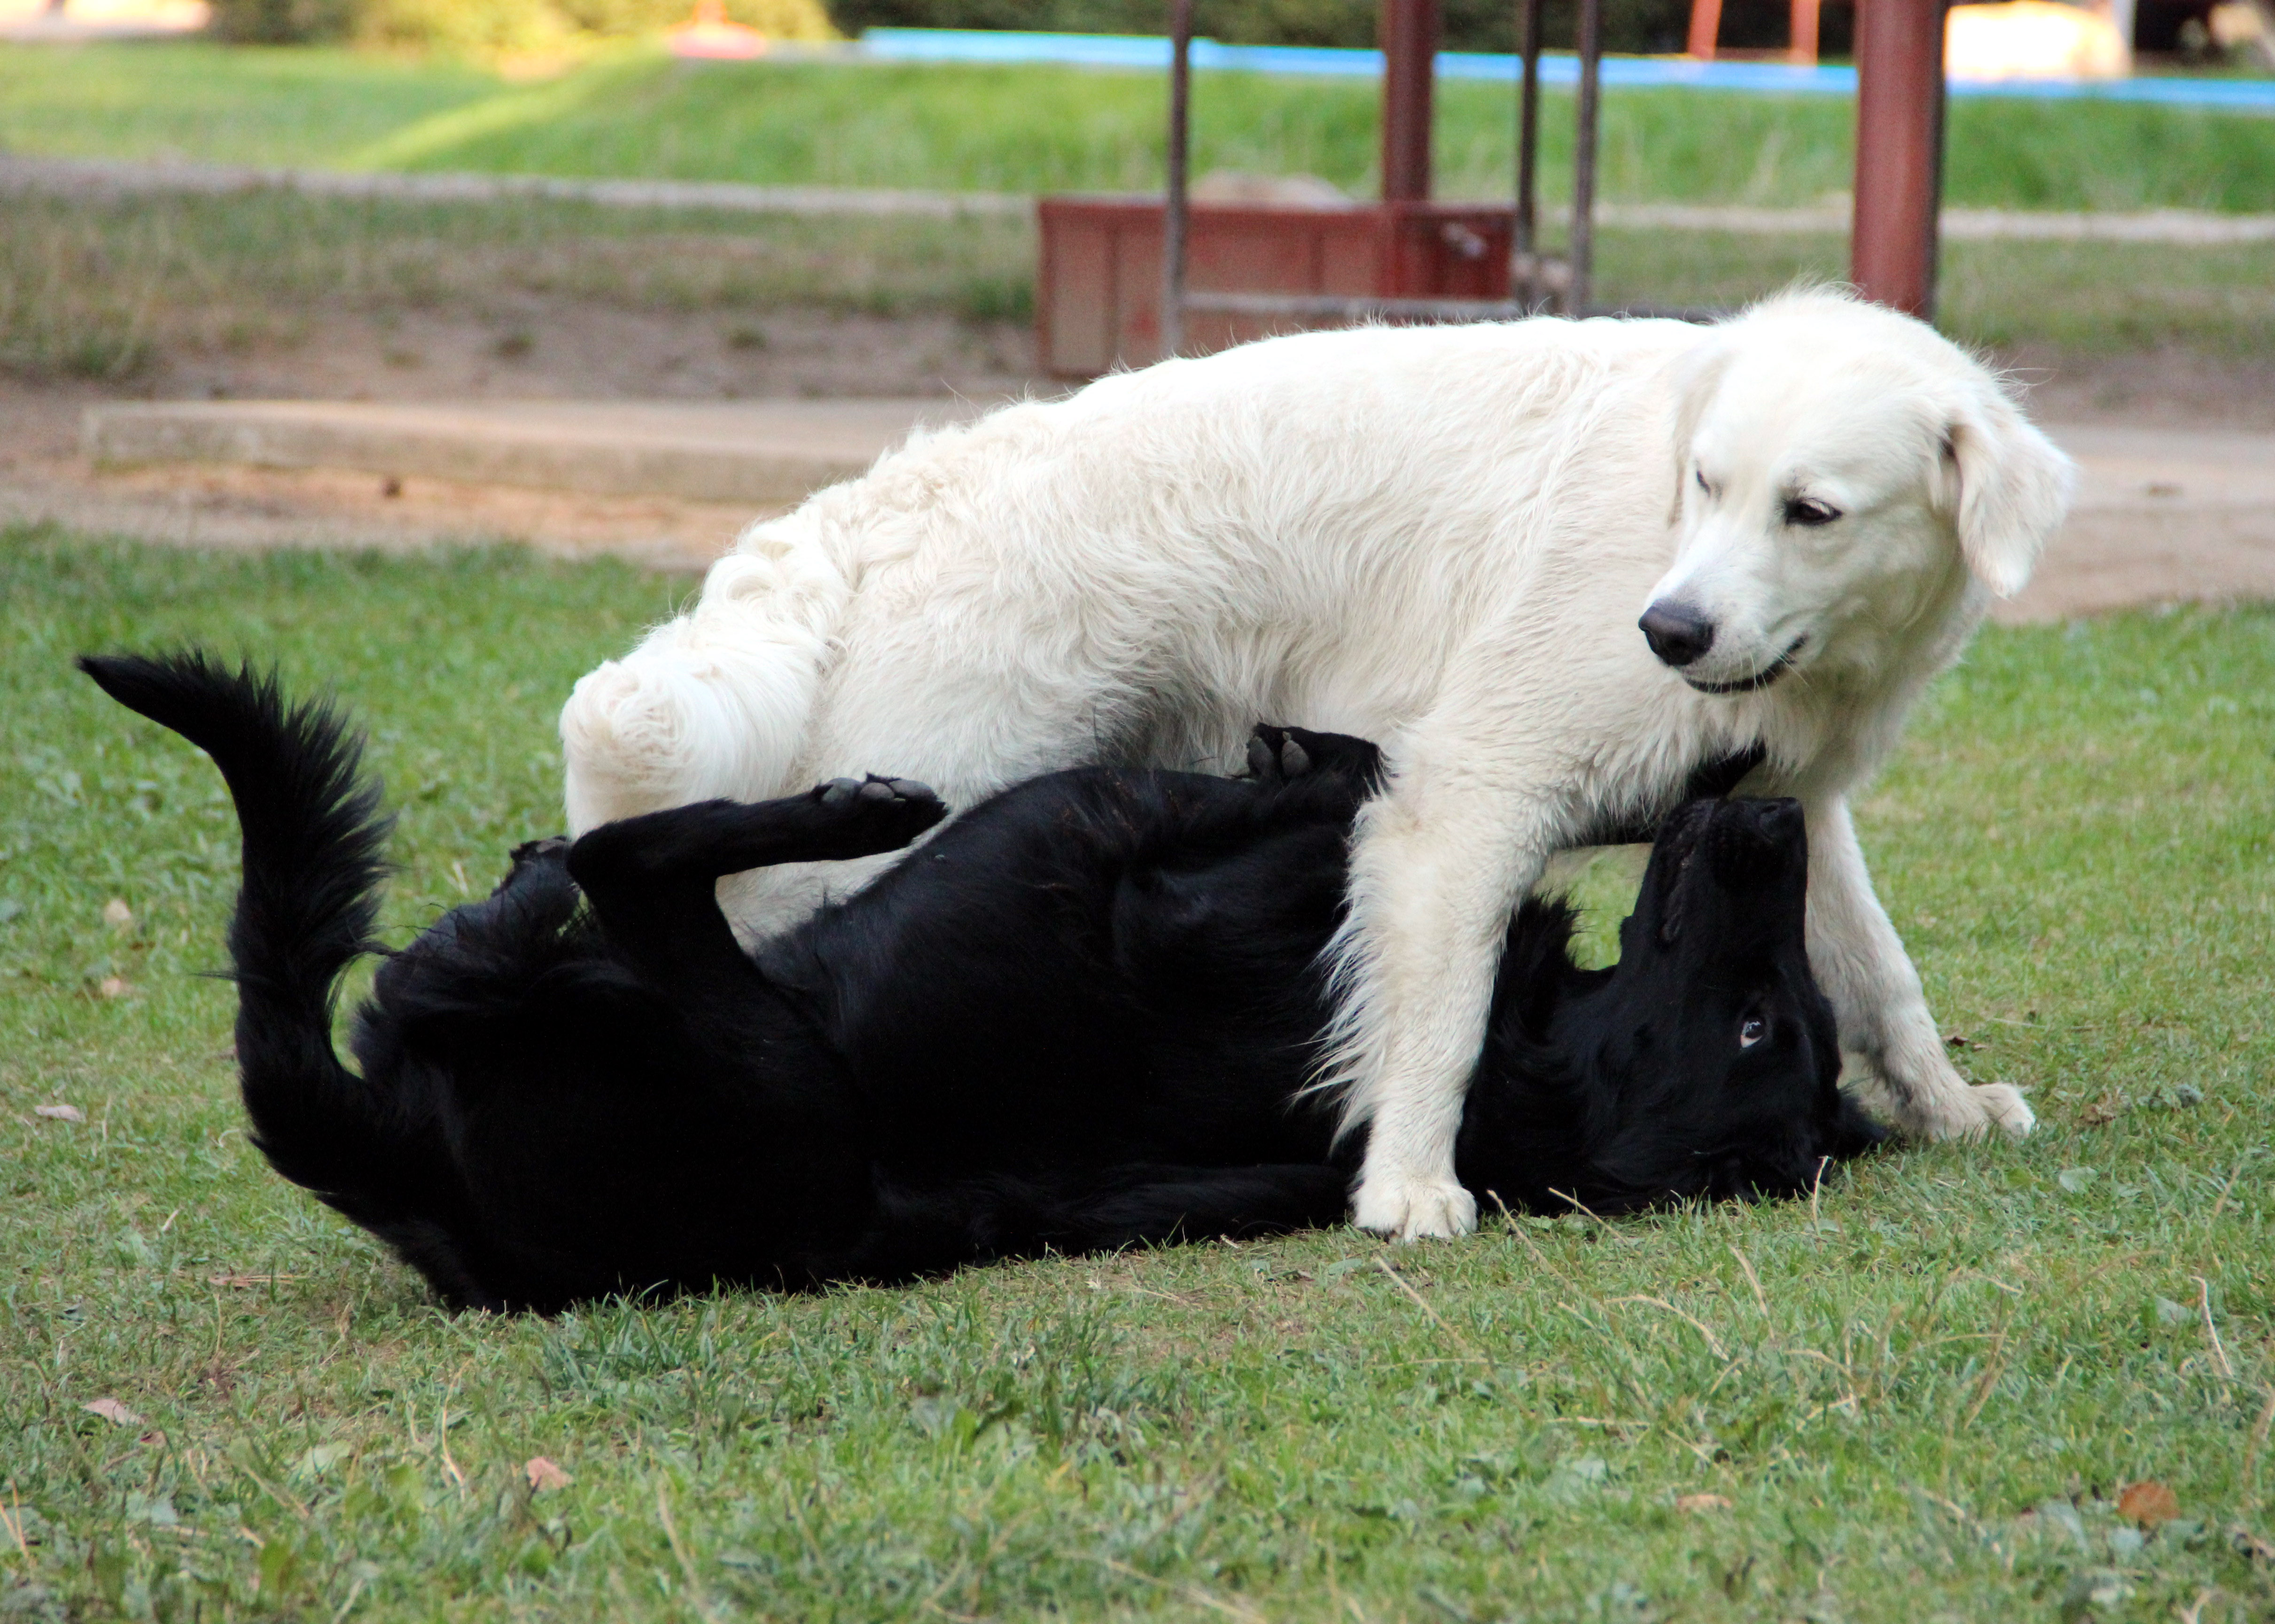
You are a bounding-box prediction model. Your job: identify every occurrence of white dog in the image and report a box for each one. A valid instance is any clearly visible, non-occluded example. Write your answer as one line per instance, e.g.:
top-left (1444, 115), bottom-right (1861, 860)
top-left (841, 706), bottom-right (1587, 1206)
top-left (560, 290), bottom-right (2075, 1240)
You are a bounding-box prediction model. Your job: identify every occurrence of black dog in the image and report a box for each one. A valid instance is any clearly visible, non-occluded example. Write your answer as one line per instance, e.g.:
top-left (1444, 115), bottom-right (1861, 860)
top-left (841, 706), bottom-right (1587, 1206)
top-left (84, 652), bottom-right (1879, 1312)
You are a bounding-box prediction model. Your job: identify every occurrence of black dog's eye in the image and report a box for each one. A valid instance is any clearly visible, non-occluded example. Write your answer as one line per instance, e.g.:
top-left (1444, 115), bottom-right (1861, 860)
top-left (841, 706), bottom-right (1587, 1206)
top-left (1784, 496), bottom-right (1841, 527)
top-left (1738, 1013), bottom-right (1767, 1048)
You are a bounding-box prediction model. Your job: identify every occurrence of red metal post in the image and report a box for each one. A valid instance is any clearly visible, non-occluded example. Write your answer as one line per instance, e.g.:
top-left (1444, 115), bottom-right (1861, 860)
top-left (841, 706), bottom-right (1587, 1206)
top-left (1850, 0), bottom-right (1948, 319)
top-left (1162, 0), bottom-right (1193, 358)
top-left (1380, 0), bottom-right (1439, 203)
top-left (1788, 0), bottom-right (1822, 62)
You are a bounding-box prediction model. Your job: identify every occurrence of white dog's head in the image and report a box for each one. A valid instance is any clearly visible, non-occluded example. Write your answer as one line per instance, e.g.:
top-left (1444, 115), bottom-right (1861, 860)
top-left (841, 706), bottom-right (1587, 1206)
top-left (1639, 290), bottom-right (2076, 695)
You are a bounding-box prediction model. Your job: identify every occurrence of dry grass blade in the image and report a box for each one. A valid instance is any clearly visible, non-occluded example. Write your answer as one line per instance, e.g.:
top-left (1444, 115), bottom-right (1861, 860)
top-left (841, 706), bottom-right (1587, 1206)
top-left (1372, 1256), bottom-right (1489, 1366)
top-left (655, 1478), bottom-right (727, 1624)
top-left (1729, 1246), bottom-right (1770, 1316)
top-left (2244, 1388), bottom-right (2275, 1492)
top-left (1093, 1555), bottom-right (1271, 1623)
top-left (1609, 1296), bottom-right (1729, 1360)
top-left (1960, 1319), bottom-right (2012, 1431)
top-left (2194, 1276), bottom-right (2236, 1381)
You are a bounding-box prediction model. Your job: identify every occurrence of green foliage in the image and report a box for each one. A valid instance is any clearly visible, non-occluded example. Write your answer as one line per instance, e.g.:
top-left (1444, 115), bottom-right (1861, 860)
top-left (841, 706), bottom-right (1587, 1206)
top-left (1, 529), bottom-right (2273, 1618)
top-left (207, 0), bottom-right (355, 45)
top-left (205, 0), bottom-right (833, 53)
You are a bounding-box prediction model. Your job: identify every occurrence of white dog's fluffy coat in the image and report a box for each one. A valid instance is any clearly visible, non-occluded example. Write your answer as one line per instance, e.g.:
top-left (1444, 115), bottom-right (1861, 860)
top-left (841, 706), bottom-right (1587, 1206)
top-left (560, 290), bottom-right (2075, 1239)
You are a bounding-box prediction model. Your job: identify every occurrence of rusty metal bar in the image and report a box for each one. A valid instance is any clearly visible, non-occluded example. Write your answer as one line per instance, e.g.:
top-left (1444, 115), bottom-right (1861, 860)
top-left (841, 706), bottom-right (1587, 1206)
top-left (1513, 0), bottom-right (1544, 303)
top-left (1850, 0), bottom-right (1948, 318)
top-left (1570, 0), bottom-right (1602, 313)
top-left (1162, 0), bottom-right (1193, 358)
top-left (1789, 0), bottom-right (1822, 62)
top-left (1380, 0), bottom-right (1439, 202)
top-left (1183, 292), bottom-right (1528, 320)
top-left (1183, 290), bottom-right (1720, 323)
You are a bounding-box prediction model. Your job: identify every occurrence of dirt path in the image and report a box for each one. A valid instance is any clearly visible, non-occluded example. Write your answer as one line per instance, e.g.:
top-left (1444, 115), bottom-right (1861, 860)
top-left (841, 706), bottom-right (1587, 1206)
top-left (2, 310), bottom-right (2267, 614)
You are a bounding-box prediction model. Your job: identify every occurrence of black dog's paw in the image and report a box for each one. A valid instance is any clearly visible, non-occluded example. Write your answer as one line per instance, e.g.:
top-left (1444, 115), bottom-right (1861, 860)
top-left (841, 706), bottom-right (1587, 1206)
top-left (1244, 725), bottom-right (1386, 789)
top-left (498, 835), bottom-right (574, 895)
top-left (509, 834), bottom-right (573, 867)
top-left (804, 774), bottom-right (949, 857)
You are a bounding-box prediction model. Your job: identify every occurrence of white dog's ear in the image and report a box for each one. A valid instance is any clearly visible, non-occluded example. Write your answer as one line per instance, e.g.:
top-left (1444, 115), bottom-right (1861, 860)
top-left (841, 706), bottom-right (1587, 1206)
top-left (1941, 397), bottom-right (2077, 599)
top-left (1665, 342), bottom-right (1735, 526)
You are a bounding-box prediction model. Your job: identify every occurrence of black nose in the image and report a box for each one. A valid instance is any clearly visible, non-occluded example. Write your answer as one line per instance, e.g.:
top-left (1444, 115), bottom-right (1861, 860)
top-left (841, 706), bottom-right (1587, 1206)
top-left (1639, 601), bottom-right (1716, 668)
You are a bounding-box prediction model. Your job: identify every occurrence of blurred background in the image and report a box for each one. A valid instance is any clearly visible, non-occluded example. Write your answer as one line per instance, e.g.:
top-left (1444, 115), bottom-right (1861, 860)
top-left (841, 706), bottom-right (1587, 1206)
top-left (0, 0), bottom-right (2268, 590)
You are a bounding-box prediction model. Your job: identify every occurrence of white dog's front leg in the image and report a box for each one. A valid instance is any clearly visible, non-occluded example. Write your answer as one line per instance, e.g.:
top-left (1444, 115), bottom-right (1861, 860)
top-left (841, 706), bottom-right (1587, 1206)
top-left (1803, 796), bottom-right (2034, 1140)
top-left (1332, 789), bottom-right (1554, 1240)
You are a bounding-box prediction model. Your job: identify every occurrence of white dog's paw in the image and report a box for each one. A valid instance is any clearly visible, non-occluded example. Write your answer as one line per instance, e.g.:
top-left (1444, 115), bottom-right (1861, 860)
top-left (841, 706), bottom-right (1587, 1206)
top-left (1907, 1080), bottom-right (2035, 1141)
top-left (1352, 1173), bottom-right (1478, 1241)
top-left (1970, 1082), bottom-right (2035, 1139)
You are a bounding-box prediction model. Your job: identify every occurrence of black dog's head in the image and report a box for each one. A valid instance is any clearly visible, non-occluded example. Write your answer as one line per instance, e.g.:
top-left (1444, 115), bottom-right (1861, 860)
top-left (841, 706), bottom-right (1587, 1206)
top-left (1459, 796), bottom-right (1882, 1216)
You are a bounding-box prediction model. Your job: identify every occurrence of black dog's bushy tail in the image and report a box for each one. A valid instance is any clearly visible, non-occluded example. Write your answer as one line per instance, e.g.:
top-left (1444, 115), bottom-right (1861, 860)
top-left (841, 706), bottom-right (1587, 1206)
top-left (79, 651), bottom-right (404, 1203)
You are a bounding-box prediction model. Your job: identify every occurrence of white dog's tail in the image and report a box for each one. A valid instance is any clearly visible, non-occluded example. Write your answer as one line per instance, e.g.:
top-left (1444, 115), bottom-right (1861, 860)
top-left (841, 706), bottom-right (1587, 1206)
top-left (560, 534), bottom-right (851, 833)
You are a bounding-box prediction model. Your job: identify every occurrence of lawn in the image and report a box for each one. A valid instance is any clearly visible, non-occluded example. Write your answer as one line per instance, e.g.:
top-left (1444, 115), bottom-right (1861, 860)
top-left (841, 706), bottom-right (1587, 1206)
top-left (6, 183), bottom-right (2272, 384)
top-left (2, 529), bottom-right (2272, 1621)
top-left (5, 41), bottom-right (2275, 211)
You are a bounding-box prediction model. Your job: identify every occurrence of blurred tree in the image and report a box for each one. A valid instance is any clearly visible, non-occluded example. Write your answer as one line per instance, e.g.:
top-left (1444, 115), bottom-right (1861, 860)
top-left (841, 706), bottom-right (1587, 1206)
top-left (207, 0), bottom-right (832, 48)
top-left (822, 0), bottom-right (1728, 55)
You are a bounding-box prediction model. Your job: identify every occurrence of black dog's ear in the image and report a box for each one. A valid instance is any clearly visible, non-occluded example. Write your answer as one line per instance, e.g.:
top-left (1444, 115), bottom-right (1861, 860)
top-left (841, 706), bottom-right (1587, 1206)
top-left (1829, 1090), bottom-right (1888, 1161)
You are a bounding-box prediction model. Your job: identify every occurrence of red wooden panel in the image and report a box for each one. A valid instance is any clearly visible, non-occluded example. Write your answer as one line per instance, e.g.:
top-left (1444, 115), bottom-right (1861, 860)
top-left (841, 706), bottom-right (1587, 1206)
top-left (1038, 201), bottom-right (1120, 377)
top-left (1036, 198), bottom-right (1518, 376)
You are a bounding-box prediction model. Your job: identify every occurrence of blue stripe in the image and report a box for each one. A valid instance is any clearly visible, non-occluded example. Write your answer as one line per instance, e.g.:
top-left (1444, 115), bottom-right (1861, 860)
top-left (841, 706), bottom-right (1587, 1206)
top-left (859, 27), bottom-right (2275, 109)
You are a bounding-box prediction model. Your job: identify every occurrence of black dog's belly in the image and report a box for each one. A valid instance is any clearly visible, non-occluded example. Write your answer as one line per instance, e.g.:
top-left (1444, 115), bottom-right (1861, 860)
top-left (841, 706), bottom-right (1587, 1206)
top-left (769, 768), bottom-right (1357, 1180)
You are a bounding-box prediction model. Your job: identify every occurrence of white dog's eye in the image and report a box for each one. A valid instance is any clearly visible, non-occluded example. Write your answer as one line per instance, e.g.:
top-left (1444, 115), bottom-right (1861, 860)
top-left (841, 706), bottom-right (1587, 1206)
top-left (1738, 1014), bottom-right (1766, 1048)
top-left (1784, 497), bottom-right (1841, 527)
top-left (1695, 468), bottom-right (1711, 496)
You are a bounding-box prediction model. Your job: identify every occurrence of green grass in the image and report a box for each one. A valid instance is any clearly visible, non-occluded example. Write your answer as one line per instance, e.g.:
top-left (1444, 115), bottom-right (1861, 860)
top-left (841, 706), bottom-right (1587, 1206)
top-left (3, 529), bottom-right (2274, 1621)
top-left (0, 188), bottom-right (1038, 381)
top-left (7, 41), bottom-right (2275, 211)
top-left (0, 41), bottom-right (501, 170)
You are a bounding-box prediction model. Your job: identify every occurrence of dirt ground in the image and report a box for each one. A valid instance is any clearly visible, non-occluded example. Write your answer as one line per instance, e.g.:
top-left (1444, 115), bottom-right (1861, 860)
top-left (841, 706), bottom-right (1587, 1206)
top-left (0, 304), bottom-right (1043, 569)
top-left (2, 305), bottom-right (2270, 608)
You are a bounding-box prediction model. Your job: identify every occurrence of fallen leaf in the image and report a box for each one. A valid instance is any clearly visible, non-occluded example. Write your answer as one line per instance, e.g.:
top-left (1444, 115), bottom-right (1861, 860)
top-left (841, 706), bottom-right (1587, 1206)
top-left (102, 898), bottom-right (133, 930)
top-left (97, 977), bottom-right (131, 999)
top-left (2118, 1481), bottom-right (2180, 1528)
top-left (2057, 1166), bottom-right (2098, 1194)
top-left (1676, 1493), bottom-right (1732, 1513)
top-left (84, 1398), bottom-right (144, 1427)
top-left (35, 1104), bottom-right (84, 1123)
top-left (2080, 1097), bottom-right (2123, 1126)
top-left (524, 1457), bottom-right (572, 1492)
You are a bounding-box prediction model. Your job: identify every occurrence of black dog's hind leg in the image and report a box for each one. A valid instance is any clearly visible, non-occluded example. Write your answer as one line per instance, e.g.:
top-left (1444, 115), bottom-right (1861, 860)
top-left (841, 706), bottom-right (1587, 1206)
top-left (1243, 724), bottom-right (1387, 794)
top-left (566, 779), bottom-right (946, 994)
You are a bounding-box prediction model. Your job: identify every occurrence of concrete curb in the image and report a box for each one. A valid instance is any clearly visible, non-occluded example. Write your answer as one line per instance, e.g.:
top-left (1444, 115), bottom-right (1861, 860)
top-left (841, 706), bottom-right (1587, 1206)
top-left (0, 155), bottom-right (1031, 219)
top-left (82, 398), bottom-right (998, 504)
